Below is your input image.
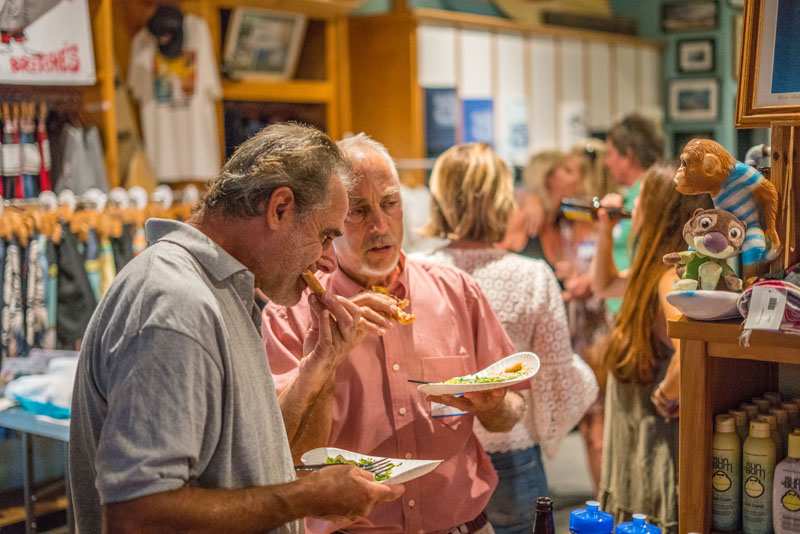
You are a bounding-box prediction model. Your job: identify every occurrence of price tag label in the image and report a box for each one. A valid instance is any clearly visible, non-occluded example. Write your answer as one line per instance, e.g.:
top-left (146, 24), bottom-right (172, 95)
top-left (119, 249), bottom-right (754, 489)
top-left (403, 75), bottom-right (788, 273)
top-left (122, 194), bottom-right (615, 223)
top-left (743, 286), bottom-right (787, 331)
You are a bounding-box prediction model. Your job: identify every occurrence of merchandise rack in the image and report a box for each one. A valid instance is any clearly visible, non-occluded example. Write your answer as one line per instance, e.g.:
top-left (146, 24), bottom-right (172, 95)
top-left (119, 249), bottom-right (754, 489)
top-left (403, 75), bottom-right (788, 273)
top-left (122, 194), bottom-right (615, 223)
top-left (669, 317), bottom-right (800, 533)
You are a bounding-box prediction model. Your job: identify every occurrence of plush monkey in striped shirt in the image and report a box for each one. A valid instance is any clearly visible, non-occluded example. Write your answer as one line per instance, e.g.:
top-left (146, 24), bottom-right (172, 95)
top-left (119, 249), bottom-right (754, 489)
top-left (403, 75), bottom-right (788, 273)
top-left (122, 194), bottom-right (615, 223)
top-left (674, 138), bottom-right (779, 278)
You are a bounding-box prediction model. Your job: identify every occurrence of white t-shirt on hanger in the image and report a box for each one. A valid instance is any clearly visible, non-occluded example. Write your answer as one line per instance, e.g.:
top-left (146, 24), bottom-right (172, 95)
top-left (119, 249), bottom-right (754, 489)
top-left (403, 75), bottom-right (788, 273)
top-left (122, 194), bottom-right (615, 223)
top-left (128, 14), bottom-right (221, 183)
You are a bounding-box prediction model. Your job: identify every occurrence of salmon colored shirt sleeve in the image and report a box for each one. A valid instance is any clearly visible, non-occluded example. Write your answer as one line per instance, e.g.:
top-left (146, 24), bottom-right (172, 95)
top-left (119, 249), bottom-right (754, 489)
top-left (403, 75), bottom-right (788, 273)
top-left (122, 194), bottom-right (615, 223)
top-left (262, 257), bottom-right (517, 534)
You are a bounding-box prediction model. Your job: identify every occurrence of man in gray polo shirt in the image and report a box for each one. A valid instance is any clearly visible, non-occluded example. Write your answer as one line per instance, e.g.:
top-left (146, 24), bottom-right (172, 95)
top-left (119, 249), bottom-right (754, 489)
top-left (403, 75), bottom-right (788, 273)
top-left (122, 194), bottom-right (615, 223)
top-left (70, 123), bottom-right (403, 533)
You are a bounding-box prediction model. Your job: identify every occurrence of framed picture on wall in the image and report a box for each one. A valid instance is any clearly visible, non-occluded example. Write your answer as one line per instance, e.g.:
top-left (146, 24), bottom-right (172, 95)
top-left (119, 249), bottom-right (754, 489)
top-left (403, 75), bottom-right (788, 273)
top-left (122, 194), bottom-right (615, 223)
top-left (223, 8), bottom-right (307, 81)
top-left (677, 39), bottom-right (716, 73)
top-left (673, 130), bottom-right (715, 157)
top-left (737, 0), bottom-right (800, 126)
top-left (669, 78), bottom-right (719, 121)
top-left (661, 1), bottom-right (718, 32)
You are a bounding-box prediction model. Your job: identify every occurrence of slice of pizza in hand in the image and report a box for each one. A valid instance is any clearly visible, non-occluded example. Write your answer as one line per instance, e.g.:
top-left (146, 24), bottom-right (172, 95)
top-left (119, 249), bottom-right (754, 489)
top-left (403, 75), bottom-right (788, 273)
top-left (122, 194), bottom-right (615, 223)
top-left (370, 285), bottom-right (416, 325)
top-left (302, 270), bottom-right (326, 296)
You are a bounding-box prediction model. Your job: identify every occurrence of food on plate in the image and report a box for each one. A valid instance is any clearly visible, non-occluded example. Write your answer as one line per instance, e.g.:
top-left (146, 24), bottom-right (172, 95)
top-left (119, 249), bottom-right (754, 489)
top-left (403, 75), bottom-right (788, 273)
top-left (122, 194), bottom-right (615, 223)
top-left (371, 285), bottom-right (416, 324)
top-left (443, 364), bottom-right (529, 385)
top-left (325, 454), bottom-right (397, 482)
top-left (302, 270), bottom-right (326, 296)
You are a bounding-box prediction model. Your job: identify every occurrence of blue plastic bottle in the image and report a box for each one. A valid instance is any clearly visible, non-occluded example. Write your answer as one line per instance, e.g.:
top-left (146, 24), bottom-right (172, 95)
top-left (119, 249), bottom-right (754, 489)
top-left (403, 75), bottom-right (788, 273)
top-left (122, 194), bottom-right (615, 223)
top-left (615, 514), bottom-right (662, 534)
top-left (569, 501), bottom-right (614, 533)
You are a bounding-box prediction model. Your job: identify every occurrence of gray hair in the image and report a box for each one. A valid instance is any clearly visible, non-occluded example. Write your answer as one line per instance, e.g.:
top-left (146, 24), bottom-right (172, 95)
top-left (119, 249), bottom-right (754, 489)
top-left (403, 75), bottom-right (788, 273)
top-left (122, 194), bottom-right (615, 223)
top-left (337, 133), bottom-right (399, 184)
top-left (199, 123), bottom-right (348, 218)
top-left (607, 114), bottom-right (664, 169)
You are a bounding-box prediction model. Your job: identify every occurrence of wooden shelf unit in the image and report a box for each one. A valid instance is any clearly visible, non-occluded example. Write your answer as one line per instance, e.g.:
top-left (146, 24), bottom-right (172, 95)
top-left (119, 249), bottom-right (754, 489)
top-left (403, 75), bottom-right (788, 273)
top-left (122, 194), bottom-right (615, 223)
top-left (79, 0), bottom-right (356, 188)
top-left (669, 318), bottom-right (800, 533)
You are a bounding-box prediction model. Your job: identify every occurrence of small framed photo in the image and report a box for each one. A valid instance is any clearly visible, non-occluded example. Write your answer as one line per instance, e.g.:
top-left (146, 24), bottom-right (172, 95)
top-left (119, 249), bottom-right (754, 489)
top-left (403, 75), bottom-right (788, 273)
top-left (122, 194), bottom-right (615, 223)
top-left (223, 8), bottom-right (307, 81)
top-left (662, 1), bottom-right (718, 32)
top-left (669, 78), bottom-right (719, 122)
top-left (677, 39), bottom-right (715, 73)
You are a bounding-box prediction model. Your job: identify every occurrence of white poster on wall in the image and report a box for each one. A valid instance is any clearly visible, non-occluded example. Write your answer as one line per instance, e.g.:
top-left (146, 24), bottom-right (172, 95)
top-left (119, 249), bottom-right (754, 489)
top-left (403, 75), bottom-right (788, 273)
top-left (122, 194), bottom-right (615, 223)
top-left (0, 0), bottom-right (96, 85)
top-left (559, 101), bottom-right (587, 150)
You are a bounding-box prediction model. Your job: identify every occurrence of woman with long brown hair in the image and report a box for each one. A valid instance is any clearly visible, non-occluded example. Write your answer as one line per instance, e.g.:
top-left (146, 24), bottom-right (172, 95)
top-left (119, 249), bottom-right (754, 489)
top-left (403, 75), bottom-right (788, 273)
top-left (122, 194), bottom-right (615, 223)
top-left (591, 164), bottom-right (712, 533)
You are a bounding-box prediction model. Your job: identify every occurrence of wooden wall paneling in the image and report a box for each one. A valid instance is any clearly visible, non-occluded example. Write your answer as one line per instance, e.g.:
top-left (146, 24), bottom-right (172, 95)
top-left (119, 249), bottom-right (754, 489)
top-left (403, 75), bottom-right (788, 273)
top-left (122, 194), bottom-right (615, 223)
top-left (679, 339), bottom-right (711, 534)
top-left (613, 44), bottom-right (637, 122)
top-left (528, 36), bottom-right (558, 153)
top-left (495, 32), bottom-right (527, 165)
top-left (348, 16), bottom-right (420, 161)
top-left (587, 41), bottom-right (612, 132)
top-left (333, 16), bottom-right (352, 137)
top-left (770, 124), bottom-right (800, 271)
top-left (87, 0), bottom-right (118, 187)
top-left (558, 38), bottom-right (585, 149)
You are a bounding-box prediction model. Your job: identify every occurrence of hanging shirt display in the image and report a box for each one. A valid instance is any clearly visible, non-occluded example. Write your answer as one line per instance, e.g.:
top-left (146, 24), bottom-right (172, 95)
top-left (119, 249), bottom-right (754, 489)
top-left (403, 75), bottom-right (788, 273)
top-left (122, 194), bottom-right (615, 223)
top-left (128, 14), bottom-right (221, 183)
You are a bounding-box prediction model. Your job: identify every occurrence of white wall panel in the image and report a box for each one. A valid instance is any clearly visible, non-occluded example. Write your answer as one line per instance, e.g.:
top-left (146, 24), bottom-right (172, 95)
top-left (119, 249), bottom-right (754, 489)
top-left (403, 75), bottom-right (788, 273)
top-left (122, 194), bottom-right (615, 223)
top-left (587, 41), bottom-right (612, 131)
top-left (417, 25), bottom-right (456, 87)
top-left (614, 44), bottom-right (638, 120)
top-left (529, 36), bottom-right (558, 153)
top-left (495, 33), bottom-right (527, 165)
top-left (459, 29), bottom-right (492, 98)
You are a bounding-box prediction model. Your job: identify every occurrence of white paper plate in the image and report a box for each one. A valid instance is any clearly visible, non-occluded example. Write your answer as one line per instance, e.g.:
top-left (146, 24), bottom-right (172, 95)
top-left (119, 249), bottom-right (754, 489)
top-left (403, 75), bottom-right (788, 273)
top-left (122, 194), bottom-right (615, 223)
top-left (417, 352), bottom-right (540, 396)
top-left (666, 290), bottom-right (742, 321)
top-left (301, 447), bottom-right (442, 485)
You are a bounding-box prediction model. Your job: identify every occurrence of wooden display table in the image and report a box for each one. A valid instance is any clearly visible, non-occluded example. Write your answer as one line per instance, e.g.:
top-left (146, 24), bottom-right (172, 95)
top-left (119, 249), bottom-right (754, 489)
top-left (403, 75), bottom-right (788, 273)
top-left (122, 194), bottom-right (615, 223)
top-left (669, 318), bottom-right (800, 533)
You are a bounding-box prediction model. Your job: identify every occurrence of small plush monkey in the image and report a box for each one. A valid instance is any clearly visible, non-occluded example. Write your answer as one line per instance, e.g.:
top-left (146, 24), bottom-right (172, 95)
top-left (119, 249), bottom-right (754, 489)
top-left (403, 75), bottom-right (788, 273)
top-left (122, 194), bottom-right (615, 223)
top-left (664, 208), bottom-right (746, 292)
top-left (674, 139), bottom-right (779, 278)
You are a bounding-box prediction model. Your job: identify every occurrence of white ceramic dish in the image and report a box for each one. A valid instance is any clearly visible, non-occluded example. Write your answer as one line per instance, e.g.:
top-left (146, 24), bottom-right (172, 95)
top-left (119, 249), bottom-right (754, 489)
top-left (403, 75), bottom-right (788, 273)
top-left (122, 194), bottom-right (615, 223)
top-left (666, 290), bottom-right (742, 321)
top-left (417, 352), bottom-right (540, 396)
top-left (301, 447), bottom-right (442, 485)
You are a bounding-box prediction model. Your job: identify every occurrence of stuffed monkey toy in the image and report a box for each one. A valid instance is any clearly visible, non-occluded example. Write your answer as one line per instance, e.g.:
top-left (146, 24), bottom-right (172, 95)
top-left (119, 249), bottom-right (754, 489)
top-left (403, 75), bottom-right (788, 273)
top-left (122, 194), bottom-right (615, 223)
top-left (664, 208), bottom-right (746, 292)
top-left (674, 138), bottom-right (779, 279)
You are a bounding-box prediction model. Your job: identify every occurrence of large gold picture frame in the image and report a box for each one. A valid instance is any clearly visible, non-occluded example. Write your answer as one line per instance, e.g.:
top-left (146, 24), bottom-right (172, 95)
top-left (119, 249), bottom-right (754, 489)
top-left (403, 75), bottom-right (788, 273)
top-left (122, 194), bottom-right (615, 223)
top-left (736, 0), bottom-right (800, 127)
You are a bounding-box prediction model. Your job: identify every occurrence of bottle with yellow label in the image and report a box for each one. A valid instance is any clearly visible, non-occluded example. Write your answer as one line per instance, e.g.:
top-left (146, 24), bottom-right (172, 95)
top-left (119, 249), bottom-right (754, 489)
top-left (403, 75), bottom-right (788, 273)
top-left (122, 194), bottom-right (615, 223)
top-left (761, 414), bottom-right (785, 462)
top-left (774, 430), bottom-right (800, 534)
top-left (744, 420), bottom-right (777, 534)
top-left (713, 414), bottom-right (742, 531)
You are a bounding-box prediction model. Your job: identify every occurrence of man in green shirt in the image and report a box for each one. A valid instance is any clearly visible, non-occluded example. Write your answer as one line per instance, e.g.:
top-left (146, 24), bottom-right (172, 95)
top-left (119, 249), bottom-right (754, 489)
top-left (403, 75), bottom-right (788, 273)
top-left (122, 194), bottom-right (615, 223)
top-left (600, 115), bottom-right (665, 314)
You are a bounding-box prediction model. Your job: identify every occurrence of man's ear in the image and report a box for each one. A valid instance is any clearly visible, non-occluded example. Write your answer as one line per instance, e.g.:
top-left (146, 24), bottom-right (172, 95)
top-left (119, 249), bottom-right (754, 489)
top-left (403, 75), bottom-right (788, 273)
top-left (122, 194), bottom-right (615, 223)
top-left (702, 153), bottom-right (722, 179)
top-left (265, 186), bottom-right (296, 229)
top-left (692, 208), bottom-right (705, 217)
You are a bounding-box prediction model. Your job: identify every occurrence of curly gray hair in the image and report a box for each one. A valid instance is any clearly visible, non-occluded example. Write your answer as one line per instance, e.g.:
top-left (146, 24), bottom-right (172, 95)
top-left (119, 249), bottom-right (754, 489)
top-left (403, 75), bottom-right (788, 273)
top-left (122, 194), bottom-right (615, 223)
top-left (199, 123), bottom-right (349, 218)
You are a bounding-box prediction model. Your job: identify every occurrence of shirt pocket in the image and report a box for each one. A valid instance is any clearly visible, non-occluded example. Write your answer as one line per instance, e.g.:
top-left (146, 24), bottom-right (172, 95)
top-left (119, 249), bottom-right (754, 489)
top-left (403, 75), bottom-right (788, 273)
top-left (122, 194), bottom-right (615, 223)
top-left (421, 354), bottom-right (473, 432)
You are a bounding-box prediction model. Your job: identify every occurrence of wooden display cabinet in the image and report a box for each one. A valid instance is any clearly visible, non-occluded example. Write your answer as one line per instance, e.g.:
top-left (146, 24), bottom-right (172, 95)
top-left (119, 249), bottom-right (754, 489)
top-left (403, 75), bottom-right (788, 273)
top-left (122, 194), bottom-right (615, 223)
top-left (103, 0), bottom-right (357, 187)
top-left (669, 318), bottom-right (800, 533)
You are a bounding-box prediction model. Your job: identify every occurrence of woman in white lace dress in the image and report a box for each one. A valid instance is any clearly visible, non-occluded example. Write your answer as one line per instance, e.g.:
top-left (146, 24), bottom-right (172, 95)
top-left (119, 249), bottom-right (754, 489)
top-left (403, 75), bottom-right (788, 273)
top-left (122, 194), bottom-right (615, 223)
top-left (417, 143), bottom-right (598, 534)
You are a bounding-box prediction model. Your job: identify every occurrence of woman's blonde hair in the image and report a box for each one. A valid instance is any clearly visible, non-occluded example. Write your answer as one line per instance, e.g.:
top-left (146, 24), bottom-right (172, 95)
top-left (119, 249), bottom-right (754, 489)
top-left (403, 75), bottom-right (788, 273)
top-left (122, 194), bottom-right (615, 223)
top-left (522, 150), bottom-right (564, 223)
top-left (604, 163), bottom-right (712, 383)
top-left (570, 139), bottom-right (616, 198)
top-left (423, 143), bottom-right (515, 243)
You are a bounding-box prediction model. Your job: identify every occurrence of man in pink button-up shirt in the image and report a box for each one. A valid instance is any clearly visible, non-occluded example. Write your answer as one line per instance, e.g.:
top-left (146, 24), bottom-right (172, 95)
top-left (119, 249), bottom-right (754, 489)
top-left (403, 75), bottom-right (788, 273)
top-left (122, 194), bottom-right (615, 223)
top-left (263, 134), bottom-right (527, 534)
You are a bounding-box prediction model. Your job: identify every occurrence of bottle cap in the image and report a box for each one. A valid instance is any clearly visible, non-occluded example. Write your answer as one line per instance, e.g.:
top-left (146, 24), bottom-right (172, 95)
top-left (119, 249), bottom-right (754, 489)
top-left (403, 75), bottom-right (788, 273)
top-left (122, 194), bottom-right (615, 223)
top-left (790, 431), bottom-right (800, 459)
top-left (535, 496), bottom-right (553, 512)
top-left (750, 420), bottom-right (771, 438)
top-left (782, 402), bottom-right (799, 414)
top-left (758, 414), bottom-right (778, 430)
top-left (765, 392), bottom-right (782, 406)
top-left (754, 398), bottom-right (772, 413)
top-left (770, 408), bottom-right (788, 424)
top-left (715, 414), bottom-right (736, 433)
top-left (741, 403), bottom-right (759, 419)
top-left (729, 409), bottom-right (748, 423)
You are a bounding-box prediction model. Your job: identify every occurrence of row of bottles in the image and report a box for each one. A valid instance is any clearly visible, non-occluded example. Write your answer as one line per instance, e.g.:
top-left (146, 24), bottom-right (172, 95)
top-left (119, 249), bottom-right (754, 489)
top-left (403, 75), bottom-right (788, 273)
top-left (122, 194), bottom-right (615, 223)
top-left (549, 498), bottom-right (661, 533)
top-left (712, 390), bottom-right (800, 534)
